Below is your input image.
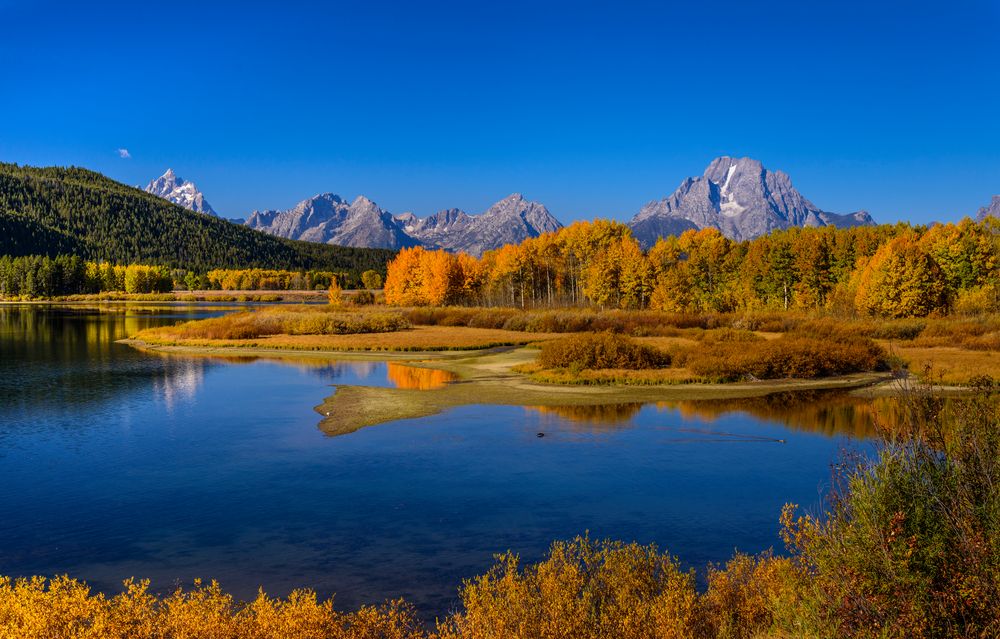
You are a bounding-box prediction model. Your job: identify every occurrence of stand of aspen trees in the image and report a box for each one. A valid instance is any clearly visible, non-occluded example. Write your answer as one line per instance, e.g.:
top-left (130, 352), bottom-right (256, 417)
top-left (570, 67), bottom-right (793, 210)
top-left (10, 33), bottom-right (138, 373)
top-left (384, 218), bottom-right (999, 318)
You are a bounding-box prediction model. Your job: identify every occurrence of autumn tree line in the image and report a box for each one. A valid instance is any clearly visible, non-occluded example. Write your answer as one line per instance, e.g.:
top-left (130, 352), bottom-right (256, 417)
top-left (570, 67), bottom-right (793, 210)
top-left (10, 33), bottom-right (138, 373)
top-left (0, 256), bottom-right (385, 298)
top-left (384, 218), bottom-right (1000, 318)
top-left (0, 255), bottom-right (172, 297)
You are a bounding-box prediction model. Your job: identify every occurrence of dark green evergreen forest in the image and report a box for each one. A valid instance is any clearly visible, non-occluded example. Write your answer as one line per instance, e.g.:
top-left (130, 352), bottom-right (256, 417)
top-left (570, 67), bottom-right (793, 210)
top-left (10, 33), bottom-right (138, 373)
top-left (0, 163), bottom-right (394, 274)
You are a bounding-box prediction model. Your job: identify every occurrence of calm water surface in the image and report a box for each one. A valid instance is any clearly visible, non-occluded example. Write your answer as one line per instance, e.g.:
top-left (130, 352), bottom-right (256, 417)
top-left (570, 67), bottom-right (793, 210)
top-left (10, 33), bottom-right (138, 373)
top-left (0, 305), bottom-right (879, 617)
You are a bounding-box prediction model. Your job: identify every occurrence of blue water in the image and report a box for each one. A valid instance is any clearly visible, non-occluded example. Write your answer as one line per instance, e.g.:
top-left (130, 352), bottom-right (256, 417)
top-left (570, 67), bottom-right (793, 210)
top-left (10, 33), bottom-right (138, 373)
top-left (0, 304), bottom-right (873, 618)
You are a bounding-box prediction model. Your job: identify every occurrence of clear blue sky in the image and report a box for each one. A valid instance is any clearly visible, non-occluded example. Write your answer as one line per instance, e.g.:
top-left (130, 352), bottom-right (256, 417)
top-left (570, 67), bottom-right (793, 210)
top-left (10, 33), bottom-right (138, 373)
top-left (1, 0), bottom-right (998, 224)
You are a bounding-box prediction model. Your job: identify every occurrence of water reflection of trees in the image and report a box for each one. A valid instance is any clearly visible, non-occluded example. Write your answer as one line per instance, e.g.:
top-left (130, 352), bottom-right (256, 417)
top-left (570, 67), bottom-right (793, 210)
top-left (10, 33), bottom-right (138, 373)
top-left (385, 363), bottom-right (457, 390)
top-left (524, 404), bottom-right (645, 430)
top-left (521, 392), bottom-right (923, 439)
top-left (0, 306), bottom-right (212, 416)
top-left (657, 391), bottom-right (910, 439)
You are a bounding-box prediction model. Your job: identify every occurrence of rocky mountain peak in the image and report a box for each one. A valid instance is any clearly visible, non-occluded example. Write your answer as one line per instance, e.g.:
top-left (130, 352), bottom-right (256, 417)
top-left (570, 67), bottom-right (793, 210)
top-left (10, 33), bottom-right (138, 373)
top-left (244, 192), bottom-right (417, 250)
top-left (629, 156), bottom-right (873, 246)
top-left (144, 169), bottom-right (218, 217)
top-left (976, 195), bottom-right (1000, 221)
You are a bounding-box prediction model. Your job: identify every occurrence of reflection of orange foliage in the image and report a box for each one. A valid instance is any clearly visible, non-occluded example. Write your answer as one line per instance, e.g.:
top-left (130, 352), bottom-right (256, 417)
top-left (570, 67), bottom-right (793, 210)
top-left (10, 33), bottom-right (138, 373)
top-left (525, 403), bottom-right (643, 427)
top-left (657, 393), bottom-right (914, 439)
top-left (386, 363), bottom-right (456, 390)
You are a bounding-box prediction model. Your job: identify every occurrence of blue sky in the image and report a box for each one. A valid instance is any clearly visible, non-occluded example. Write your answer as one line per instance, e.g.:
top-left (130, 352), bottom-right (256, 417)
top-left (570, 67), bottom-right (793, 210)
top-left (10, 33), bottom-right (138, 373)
top-left (1, 0), bottom-right (998, 224)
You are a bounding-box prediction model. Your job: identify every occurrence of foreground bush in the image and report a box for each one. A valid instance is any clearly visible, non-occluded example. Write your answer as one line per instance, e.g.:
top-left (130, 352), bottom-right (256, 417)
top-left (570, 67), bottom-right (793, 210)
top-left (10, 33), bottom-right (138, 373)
top-left (438, 537), bottom-right (700, 639)
top-left (781, 379), bottom-right (1000, 638)
top-left (538, 333), bottom-right (670, 370)
top-left (0, 577), bottom-right (425, 639)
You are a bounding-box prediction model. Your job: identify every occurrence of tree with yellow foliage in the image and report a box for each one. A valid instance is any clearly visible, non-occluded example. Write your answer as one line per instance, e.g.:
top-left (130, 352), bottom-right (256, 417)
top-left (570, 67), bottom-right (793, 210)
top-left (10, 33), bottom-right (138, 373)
top-left (361, 270), bottom-right (383, 290)
top-left (327, 276), bottom-right (343, 306)
top-left (855, 234), bottom-right (950, 318)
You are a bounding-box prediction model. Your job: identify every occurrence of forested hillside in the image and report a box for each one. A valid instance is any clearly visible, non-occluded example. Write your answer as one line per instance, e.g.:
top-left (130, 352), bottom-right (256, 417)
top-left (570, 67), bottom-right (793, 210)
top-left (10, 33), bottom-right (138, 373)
top-left (0, 163), bottom-right (394, 273)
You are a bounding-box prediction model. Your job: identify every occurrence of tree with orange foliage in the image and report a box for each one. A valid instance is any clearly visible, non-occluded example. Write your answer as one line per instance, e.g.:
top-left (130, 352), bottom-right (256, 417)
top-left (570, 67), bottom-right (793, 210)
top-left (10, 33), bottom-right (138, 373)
top-left (384, 246), bottom-right (428, 305)
top-left (419, 249), bottom-right (462, 306)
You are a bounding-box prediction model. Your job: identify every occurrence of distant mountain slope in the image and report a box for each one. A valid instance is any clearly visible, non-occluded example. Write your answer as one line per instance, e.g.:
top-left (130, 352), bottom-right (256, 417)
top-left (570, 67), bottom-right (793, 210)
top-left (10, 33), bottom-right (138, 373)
top-left (976, 195), bottom-right (1000, 221)
top-left (629, 157), bottom-right (874, 246)
top-left (145, 168), bottom-right (218, 216)
top-left (246, 191), bottom-right (562, 256)
top-left (0, 163), bottom-right (394, 273)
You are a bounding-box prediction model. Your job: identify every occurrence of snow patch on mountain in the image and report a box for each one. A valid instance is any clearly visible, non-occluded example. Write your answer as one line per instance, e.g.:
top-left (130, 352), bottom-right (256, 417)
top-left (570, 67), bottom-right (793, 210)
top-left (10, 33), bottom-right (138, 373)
top-left (144, 169), bottom-right (218, 216)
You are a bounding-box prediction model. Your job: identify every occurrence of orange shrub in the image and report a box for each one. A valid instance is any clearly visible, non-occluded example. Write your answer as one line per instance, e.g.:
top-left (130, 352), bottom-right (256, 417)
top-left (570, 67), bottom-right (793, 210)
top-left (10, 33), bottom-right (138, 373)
top-left (437, 536), bottom-right (699, 639)
top-left (0, 576), bottom-right (426, 639)
top-left (537, 333), bottom-right (670, 370)
top-left (698, 553), bottom-right (809, 638)
top-left (678, 333), bottom-right (887, 381)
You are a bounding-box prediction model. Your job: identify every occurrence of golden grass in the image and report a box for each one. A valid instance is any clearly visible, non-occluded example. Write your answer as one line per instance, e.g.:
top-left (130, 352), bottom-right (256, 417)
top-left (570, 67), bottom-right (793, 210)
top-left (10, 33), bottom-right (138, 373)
top-left (133, 326), bottom-right (559, 352)
top-left (892, 345), bottom-right (1000, 385)
top-left (634, 335), bottom-right (700, 349)
top-left (525, 366), bottom-right (700, 386)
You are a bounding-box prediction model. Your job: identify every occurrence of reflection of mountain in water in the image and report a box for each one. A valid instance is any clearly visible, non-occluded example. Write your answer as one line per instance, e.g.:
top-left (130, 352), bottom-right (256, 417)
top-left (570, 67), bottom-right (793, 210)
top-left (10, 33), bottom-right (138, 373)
top-left (385, 364), bottom-right (457, 390)
top-left (152, 359), bottom-right (205, 412)
top-left (524, 403), bottom-right (645, 431)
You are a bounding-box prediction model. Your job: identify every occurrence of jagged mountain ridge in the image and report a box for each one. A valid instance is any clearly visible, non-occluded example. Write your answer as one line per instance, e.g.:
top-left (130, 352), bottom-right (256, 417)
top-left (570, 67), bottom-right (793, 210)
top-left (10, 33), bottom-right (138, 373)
top-left (629, 157), bottom-right (874, 247)
top-left (147, 157), bottom-right (899, 254)
top-left (144, 169), bottom-right (217, 216)
top-left (246, 192), bottom-right (563, 255)
top-left (399, 194), bottom-right (563, 255)
top-left (976, 195), bottom-right (1000, 221)
top-left (245, 194), bottom-right (419, 250)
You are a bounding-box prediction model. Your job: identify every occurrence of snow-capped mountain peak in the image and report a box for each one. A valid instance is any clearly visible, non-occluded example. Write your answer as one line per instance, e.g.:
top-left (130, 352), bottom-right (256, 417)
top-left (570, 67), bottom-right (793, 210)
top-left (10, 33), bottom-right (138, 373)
top-left (629, 156), bottom-right (874, 246)
top-left (144, 169), bottom-right (218, 216)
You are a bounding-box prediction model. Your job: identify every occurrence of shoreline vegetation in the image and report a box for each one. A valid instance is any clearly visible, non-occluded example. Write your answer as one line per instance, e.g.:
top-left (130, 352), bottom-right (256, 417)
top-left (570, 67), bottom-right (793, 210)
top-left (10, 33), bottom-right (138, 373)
top-left (5, 381), bottom-right (998, 638)
top-left (118, 301), bottom-right (998, 435)
top-left (124, 304), bottom-right (1000, 384)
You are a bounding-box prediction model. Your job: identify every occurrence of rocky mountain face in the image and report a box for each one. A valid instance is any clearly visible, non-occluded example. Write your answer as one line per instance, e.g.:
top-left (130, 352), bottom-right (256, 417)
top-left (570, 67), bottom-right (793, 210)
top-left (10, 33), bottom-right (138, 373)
top-left (976, 195), bottom-right (1000, 221)
top-left (629, 157), bottom-right (874, 247)
top-left (150, 157), bottom-right (890, 253)
top-left (245, 194), bottom-right (419, 250)
top-left (144, 169), bottom-right (217, 216)
top-left (246, 192), bottom-right (562, 255)
top-left (399, 194), bottom-right (563, 255)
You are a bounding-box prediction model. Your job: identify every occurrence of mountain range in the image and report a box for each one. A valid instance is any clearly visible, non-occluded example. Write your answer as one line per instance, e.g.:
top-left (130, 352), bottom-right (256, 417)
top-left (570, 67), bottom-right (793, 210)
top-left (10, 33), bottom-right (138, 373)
top-left (146, 158), bottom-right (998, 254)
top-left (244, 192), bottom-right (562, 256)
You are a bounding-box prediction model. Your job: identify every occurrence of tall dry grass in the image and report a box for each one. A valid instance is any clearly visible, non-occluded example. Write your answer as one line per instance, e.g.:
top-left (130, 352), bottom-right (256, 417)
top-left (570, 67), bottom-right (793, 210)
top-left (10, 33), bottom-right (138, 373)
top-left (138, 307), bottom-right (410, 341)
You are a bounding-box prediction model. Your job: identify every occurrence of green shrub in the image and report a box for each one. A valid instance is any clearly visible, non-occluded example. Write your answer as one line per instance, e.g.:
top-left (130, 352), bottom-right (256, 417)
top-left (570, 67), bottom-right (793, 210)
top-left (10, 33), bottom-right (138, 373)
top-left (351, 290), bottom-right (376, 306)
top-left (782, 379), bottom-right (1000, 638)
